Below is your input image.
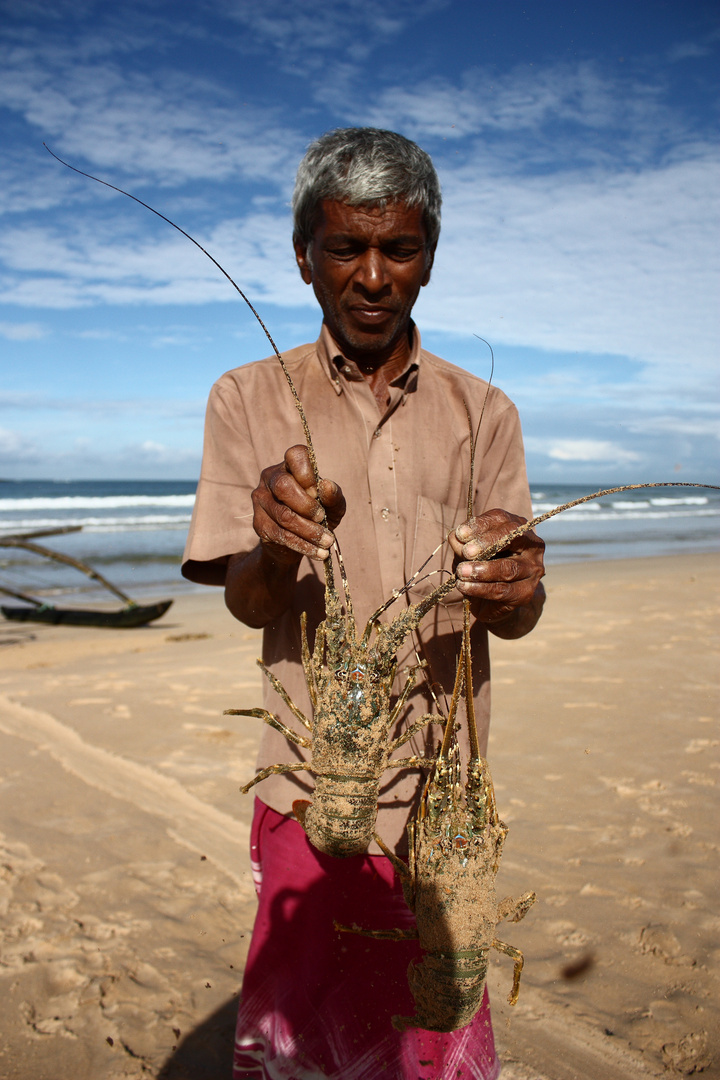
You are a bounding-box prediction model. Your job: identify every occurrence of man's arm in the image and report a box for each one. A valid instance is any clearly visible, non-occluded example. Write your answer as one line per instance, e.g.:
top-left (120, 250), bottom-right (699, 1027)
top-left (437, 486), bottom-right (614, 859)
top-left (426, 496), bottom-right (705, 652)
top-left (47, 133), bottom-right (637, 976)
top-left (224, 445), bottom-right (346, 627)
top-left (448, 508), bottom-right (546, 640)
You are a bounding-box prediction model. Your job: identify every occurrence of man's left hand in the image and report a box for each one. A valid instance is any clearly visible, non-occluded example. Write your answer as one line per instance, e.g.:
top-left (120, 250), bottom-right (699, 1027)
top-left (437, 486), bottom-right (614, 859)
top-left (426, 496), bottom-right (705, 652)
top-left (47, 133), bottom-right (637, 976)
top-left (448, 508), bottom-right (546, 637)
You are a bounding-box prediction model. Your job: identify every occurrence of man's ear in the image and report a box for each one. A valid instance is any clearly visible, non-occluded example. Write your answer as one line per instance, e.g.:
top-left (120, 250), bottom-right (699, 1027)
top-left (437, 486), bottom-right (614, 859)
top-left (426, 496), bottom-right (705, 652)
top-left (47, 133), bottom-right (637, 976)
top-left (421, 245), bottom-right (436, 287)
top-left (294, 238), bottom-right (313, 284)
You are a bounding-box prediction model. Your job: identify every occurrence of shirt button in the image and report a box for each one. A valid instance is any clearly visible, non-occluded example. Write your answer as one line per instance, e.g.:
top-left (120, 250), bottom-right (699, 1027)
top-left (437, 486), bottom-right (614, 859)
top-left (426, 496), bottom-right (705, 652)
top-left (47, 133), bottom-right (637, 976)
top-left (381, 508), bottom-right (390, 521)
top-left (373, 427), bottom-right (382, 439)
top-left (342, 365), bottom-right (352, 375)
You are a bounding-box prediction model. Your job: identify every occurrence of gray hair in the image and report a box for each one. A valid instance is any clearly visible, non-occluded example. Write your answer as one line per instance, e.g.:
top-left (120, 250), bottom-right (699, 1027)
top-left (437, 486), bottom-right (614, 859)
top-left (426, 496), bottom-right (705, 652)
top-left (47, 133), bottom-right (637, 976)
top-left (292, 128), bottom-right (442, 251)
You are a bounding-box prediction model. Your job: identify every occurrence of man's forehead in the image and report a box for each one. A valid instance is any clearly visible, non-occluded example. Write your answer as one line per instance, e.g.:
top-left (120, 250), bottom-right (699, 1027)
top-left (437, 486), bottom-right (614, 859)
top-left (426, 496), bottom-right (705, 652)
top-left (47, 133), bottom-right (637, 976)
top-left (314, 199), bottom-right (426, 239)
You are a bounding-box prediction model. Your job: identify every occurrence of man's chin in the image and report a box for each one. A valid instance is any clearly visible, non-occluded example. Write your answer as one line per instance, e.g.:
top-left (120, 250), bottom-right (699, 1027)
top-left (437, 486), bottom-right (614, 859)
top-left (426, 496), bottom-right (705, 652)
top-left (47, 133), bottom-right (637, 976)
top-left (331, 320), bottom-right (407, 358)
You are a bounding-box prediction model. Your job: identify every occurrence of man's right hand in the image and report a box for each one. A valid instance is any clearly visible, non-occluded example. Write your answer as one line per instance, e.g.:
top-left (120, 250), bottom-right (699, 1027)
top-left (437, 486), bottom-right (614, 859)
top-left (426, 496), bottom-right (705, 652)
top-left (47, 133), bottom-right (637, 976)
top-left (252, 445), bottom-right (346, 564)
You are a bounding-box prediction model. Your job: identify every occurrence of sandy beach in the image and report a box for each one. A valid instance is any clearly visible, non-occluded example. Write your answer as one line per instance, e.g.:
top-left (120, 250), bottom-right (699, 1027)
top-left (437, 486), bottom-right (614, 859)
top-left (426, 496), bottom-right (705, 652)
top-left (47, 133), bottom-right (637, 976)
top-left (0, 552), bottom-right (717, 1080)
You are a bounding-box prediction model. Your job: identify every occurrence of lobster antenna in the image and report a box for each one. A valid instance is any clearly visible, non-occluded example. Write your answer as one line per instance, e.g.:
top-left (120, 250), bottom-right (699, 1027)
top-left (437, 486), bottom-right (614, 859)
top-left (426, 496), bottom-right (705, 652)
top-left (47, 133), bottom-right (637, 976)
top-left (462, 596), bottom-right (480, 760)
top-left (461, 481), bottom-right (720, 563)
top-left (468, 335), bottom-right (495, 520)
top-left (399, 480), bottom-right (720, 639)
top-left (365, 337), bottom-right (496, 637)
top-left (43, 145), bottom-right (320, 482)
top-left (43, 143), bottom-right (359, 606)
top-left (439, 631), bottom-right (466, 759)
top-left (458, 337), bottom-right (495, 765)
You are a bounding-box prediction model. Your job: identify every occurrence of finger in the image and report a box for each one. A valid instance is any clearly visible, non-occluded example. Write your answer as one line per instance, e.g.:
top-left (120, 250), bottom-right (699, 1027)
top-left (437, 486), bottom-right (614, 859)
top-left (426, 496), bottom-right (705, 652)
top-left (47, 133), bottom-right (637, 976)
top-left (461, 530), bottom-right (544, 561)
top-left (254, 503), bottom-right (334, 562)
top-left (447, 530), bottom-right (464, 558)
top-left (464, 597), bottom-right (518, 624)
top-left (317, 477), bottom-right (346, 530)
top-left (455, 577), bottom-right (531, 604)
top-left (456, 556), bottom-right (528, 584)
top-left (284, 445), bottom-right (319, 494)
top-left (455, 509), bottom-right (542, 557)
top-left (266, 466), bottom-right (326, 523)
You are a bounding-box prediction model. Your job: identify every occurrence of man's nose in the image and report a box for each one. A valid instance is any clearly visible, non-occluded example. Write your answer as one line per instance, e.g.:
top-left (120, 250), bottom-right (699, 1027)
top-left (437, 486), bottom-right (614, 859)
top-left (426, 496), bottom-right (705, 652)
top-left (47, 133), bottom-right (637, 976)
top-left (355, 249), bottom-right (389, 294)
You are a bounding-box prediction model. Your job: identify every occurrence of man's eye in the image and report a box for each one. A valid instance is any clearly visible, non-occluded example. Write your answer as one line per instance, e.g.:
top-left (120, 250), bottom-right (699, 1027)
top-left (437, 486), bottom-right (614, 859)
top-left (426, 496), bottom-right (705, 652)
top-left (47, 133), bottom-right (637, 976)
top-left (385, 247), bottom-right (423, 261)
top-left (327, 247), bottom-right (359, 260)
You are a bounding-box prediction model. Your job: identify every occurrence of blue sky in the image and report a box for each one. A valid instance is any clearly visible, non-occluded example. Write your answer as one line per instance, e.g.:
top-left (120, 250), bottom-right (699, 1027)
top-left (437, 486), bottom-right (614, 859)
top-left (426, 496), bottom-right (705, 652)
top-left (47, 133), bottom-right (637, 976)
top-left (1, 0), bottom-right (718, 482)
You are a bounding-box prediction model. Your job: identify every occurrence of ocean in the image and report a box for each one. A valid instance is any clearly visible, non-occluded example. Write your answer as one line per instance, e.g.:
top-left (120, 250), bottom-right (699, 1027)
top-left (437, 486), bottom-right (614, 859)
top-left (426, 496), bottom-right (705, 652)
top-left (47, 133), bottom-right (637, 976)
top-left (0, 479), bottom-right (718, 605)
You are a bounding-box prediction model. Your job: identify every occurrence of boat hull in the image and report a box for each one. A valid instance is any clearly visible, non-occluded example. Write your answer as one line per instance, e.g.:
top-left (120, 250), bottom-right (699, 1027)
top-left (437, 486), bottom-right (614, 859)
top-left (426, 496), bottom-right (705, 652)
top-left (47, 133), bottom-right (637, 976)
top-left (1, 600), bottom-right (173, 628)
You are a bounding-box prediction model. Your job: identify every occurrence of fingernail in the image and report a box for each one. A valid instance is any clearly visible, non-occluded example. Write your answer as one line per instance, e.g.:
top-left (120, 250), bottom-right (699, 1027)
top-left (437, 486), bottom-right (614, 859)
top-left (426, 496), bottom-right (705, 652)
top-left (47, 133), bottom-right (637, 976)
top-left (318, 531), bottom-right (334, 548)
top-left (464, 542), bottom-right (482, 559)
top-left (312, 507), bottom-right (325, 523)
top-left (457, 562), bottom-right (472, 579)
top-left (316, 547), bottom-right (329, 560)
top-left (456, 524), bottom-right (471, 541)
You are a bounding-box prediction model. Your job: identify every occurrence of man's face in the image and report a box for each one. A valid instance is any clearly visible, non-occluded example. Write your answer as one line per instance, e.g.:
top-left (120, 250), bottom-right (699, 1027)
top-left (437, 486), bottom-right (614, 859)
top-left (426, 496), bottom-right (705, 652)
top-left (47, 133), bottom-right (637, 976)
top-left (294, 200), bottom-right (434, 363)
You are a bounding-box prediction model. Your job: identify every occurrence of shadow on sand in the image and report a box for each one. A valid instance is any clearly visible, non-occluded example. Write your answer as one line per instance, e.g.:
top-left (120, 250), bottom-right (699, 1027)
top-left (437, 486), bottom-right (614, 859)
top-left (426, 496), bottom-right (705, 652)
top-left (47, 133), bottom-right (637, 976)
top-left (157, 995), bottom-right (238, 1080)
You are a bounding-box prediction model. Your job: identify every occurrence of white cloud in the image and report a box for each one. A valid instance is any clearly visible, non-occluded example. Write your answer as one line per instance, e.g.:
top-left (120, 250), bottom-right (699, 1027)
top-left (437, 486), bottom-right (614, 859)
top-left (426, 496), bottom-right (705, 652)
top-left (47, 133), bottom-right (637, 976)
top-left (413, 147), bottom-right (719, 379)
top-left (348, 63), bottom-right (665, 143)
top-left (667, 41), bottom-right (715, 63)
top-left (0, 391), bottom-right (205, 418)
top-left (0, 321), bottom-right (47, 340)
top-left (627, 414), bottom-right (720, 440)
top-left (0, 210), bottom-right (307, 311)
top-left (0, 50), bottom-right (304, 200)
top-left (75, 328), bottom-right (128, 341)
top-left (533, 438), bottom-right (641, 464)
top-left (0, 419), bottom-right (202, 478)
top-left (326, 59), bottom-right (690, 177)
top-left (0, 426), bottom-right (42, 463)
top-left (219, 0), bottom-right (448, 67)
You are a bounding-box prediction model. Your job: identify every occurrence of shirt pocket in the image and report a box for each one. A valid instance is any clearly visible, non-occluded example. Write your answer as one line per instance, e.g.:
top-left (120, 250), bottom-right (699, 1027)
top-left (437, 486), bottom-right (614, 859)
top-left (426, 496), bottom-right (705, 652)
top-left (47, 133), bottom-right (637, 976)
top-left (408, 494), bottom-right (462, 600)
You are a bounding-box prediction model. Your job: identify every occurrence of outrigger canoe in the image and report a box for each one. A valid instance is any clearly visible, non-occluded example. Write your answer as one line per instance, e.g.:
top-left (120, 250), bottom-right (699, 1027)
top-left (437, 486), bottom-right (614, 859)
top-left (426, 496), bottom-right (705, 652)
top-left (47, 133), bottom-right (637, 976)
top-left (0, 526), bottom-right (173, 629)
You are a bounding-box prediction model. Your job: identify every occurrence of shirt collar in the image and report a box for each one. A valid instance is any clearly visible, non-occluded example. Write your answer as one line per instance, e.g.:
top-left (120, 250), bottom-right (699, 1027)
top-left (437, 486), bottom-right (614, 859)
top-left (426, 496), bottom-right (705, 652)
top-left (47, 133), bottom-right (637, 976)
top-left (316, 321), bottom-right (421, 396)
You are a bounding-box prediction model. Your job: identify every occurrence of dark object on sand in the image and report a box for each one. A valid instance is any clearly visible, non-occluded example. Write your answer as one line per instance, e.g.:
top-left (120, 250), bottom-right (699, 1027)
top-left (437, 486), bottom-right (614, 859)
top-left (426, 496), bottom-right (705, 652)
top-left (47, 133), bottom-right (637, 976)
top-left (1, 598), bottom-right (173, 628)
top-left (0, 526), bottom-right (173, 628)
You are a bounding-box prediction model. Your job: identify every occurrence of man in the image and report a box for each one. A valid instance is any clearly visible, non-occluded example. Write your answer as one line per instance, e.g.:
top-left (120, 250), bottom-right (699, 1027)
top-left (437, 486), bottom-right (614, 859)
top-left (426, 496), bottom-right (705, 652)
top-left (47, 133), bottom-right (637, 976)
top-left (183, 128), bottom-right (545, 1080)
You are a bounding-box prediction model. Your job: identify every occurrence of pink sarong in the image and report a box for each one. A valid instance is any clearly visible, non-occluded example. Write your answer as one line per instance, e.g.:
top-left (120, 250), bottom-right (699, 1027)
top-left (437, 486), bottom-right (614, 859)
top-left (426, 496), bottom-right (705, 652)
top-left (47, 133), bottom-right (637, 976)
top-left (233, 799), bottom-right (500, 1080)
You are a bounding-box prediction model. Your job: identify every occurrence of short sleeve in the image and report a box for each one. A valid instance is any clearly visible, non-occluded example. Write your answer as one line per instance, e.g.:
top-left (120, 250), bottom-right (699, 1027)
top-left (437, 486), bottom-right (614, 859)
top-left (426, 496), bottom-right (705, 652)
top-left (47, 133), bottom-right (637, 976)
top-left (181, 376), bottom-right (260, 583)
top-left (474, 400), bottom-right (532, 521)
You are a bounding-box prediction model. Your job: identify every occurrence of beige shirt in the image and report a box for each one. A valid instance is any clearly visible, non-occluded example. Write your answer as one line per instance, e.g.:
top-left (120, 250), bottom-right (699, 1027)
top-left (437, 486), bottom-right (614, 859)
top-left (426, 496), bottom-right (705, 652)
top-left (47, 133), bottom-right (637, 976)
top-left (183, 323), bottom-right (532, 851)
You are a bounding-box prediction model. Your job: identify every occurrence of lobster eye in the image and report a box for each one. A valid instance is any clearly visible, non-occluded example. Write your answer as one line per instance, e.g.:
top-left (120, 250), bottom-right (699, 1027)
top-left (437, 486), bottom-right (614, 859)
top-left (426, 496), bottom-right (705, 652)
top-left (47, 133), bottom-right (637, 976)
top-left (334, 667), bottom-right (347, 683)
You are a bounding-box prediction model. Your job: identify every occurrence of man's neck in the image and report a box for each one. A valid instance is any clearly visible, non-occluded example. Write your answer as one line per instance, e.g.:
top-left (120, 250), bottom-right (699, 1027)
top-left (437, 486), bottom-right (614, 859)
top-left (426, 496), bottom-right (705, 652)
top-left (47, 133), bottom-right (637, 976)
top-left (329, 321), bottom-right (415, 411)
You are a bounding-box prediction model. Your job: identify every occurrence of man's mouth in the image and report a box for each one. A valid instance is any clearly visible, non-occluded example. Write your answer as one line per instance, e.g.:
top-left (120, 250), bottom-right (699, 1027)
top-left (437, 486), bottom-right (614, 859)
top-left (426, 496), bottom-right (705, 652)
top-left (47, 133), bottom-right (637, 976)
top-left (350, 306), bottom-right (395, 324)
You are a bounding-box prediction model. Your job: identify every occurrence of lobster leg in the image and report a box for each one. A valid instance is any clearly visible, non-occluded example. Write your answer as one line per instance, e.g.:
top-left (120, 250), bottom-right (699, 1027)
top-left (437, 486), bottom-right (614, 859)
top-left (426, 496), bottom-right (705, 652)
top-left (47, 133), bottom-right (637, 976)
top-left (300, 612), bottom-right (317, 712)
top-left (497, 891), bottom-right (537, 924)
top-left (334, 921), bottom-right (418, 941)
top-left (224, 707), bottom-right (312, 749)
top-left (240, 761), bottom-right (311, 794)
top-left (389, 713), bottom-right (442, 751)
top-left (372, 831), bottom-right (412, 880)
top-left (385, 756), bottom-right (437, 770)
top-left (386, 661), bottom-right (426, 728)
top-left (492, 938), bottom-right (525, 1006)
top-left (257, 659), bottom-right (312, 731)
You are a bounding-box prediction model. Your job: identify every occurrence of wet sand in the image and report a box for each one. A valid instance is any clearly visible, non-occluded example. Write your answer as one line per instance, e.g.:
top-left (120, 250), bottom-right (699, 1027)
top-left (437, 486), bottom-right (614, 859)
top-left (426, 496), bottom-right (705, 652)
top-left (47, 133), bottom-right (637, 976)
top-left (0, 553), bottom-right (717, 1079)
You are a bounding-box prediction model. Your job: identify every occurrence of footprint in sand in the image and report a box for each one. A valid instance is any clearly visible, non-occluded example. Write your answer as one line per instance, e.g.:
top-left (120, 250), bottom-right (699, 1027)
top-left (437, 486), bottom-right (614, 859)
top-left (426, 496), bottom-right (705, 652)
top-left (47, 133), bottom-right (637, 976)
top-left (662, 1030), bottom-right (712, 1075)
top-left (544, 919), bottom-right (593, 948)
top-left (685, 738), bottom-right (719, 755)
top-left (638, 924), bottom-right (695, 967)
